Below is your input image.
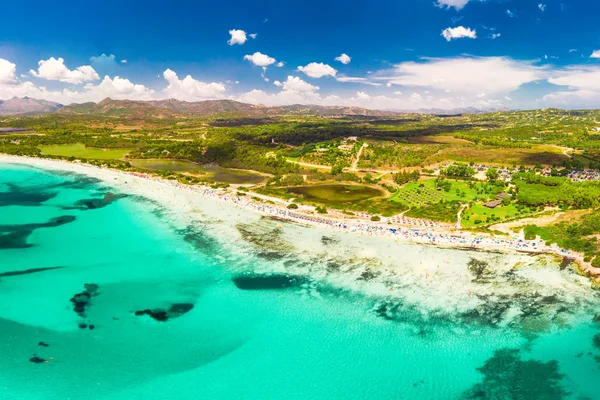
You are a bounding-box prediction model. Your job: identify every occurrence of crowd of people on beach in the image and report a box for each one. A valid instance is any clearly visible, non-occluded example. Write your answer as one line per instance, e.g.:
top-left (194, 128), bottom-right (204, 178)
top-left (107, 166), bottom-right (559, 256)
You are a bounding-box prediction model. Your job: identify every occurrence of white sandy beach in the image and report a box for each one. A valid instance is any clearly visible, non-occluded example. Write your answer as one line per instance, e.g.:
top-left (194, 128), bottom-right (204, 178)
top-left (2, 154), bottom-right (600, 325)
top-left (2, 154), bottom-right (599, 286)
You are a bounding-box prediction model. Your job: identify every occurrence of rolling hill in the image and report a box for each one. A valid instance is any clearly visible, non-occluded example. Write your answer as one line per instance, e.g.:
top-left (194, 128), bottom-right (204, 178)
top-left (0, 97), bottom-right (63, 116)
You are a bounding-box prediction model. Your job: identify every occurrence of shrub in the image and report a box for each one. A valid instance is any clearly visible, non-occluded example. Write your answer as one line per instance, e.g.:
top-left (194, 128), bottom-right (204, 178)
top-left (287, 203), bottom-right (299, 209)
top-left (371, 215), bottom-right (381, 222)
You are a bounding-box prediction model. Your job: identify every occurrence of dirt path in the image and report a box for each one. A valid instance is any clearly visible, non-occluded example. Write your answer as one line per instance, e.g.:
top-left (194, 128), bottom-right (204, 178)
top-left (286, 156), bottom-right (392, 175)
top-left (456, 204), bottom-right (467, 229)
top-left (285, 160), bottom-right (332, 170)
top-left (350, 143), bottom-right (368, 171)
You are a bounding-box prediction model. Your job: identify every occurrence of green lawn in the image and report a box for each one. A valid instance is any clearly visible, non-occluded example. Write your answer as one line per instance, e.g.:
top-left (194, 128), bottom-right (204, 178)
top-left (39, 143), bottom-right (132, 160)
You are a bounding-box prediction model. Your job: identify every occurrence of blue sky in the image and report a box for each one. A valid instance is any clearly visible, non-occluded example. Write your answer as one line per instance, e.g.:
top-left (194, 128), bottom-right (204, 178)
top-left (1, 0), bottom-right (599, 110)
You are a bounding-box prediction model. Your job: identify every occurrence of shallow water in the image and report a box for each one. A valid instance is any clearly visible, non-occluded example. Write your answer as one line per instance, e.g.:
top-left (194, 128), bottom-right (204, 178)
top-left (1, 162), bottom-right (599, 400)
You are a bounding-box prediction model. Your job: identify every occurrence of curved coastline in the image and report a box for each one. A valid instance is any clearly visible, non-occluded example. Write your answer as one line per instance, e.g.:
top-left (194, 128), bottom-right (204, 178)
top-left (1, 154), bottom-right (599, 284)
top-left (2, 154), bottom-right (600, 400)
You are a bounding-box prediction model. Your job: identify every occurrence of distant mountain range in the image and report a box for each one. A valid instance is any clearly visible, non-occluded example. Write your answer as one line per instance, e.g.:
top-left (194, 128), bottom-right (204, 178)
top-left (0, 97), bottom-right (63, 116)
top-left (57, 98), bottom-right (405, 118)
top-left (0, 97), bottom-right (510, 118)
top-left (389, 107), bottom-right (513, 115)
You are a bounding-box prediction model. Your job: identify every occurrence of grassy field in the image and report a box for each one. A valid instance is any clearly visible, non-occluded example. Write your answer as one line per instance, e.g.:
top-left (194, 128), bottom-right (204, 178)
top-left (461, 204), bottom-right (523, 227)
top-left (286, 184), bottom-right (385, 205)
top-left (40, 143), bottom-right (132, 160)
top-left (389, 178), bottom-right (497, 207)
top-left (427, 145), bottom-right (568, 167)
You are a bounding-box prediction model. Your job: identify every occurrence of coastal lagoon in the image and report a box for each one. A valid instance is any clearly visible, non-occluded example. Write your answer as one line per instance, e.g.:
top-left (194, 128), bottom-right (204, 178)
top-left (1, 160), bottom-right (600, 399)
top-left (129, 159), bottom-right (266, 185)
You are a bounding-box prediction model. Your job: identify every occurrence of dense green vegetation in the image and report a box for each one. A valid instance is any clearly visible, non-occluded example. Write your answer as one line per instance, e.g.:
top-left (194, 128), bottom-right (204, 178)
top-left (524, 211), bottom-right (600, 261)
top-left (1, 106), bottom-right (600, 235)
top-left (513, 172), bottom-right (600, 208)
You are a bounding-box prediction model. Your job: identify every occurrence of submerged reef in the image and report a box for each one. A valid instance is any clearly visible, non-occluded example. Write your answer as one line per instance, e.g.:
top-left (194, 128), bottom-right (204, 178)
top-left (236, 218), bottom-right (296, 256)
top-left (0, 216), bottom-right (76, 249)
top-left (64, 192), bottom-right (127, 210)
top-left (462, 348), bottom-right (567, 399)
top-left (134, 303), bottom-right (195, 322)
top-left (178, 224), bottom-right (221, 254)
top-left (0, 182), bottom-right (58, 207)
top-left (0, 173), bottom-right (104, 208)
top-left (0, 266), bottom-right (64, 277)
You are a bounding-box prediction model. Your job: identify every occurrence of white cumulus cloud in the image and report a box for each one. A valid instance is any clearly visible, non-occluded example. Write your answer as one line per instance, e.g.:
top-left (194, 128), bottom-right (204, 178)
top-left (281, 75), bottom-right (319, 92)
top-left (335, 53), bottom-right (351, 64)
top-left (163, 69), bottom-right (227, 101)
top-left (435, 0), bottom-right (470, 10)
top-left (543, 66), bottom-right (600, 107)
top-left (84, 75), bottom-right (155, 101)
top-left (30, 57), bottom-right (99, 84)
top-left (0, 58), bottom-right (17, 83)
top-left (228, 29), bottom-right (248, 46)
top-left (591, 50), bottom-right (600, 59)
top-left (243, 52), bottom-right (277, 67)
top-left (375, 57), bottom-right (546, 97)
top-left (441, 26), bottom-right (477, 41)
top-left (297, 62), bottom-right (337, 78)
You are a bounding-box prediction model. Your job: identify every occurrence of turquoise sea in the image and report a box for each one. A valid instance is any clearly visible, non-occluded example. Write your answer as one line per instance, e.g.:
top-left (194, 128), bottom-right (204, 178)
top-left (1, 162), bottom-right (599, 400)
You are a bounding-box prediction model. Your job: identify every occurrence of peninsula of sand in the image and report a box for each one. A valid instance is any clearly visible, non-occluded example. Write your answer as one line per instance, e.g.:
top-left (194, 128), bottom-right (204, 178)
top-left (2, 154), bottom-right (599, 283)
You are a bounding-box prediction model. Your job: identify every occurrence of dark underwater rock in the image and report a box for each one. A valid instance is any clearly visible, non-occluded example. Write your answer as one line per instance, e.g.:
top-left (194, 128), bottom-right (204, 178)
top-left (168, 303), bottom-right (194, 318)
top-left (321, 236), bottom-right (336, 245)
top-left (358, 269), bottom-right (379, 281)
top-left (71, 293), bottom-right (92, 317)
top-left (134, 303), bottom-right (195, 322)
top-left (232, 274), bottom-right (308, 290)
top-left (256, 251), bottom-right (285, 260)
top-left (29, 355), bottom-right (47, 364)
top-left (135, 309), bottom-right (169, 322)
top-left (593, 334), bottom-right (600, 350)
top-left (70, 283), bottom-right (99, 318)
top-left (38, 341), bottom-right (49, 347)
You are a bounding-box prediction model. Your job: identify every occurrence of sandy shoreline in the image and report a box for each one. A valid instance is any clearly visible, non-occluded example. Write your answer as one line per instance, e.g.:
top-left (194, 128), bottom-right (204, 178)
top-left (2, 154), bottom-right (599, 282)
